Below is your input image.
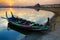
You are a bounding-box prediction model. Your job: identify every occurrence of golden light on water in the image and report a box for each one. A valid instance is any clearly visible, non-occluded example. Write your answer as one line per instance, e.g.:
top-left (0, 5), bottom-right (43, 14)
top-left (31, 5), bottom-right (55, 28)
top-left (0, 7), bottom-right (55, 25)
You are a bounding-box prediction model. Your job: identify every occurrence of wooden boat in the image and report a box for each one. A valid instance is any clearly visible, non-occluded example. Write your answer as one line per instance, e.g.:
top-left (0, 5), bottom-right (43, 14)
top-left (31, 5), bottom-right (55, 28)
top-left (5, 12), bottom-right (52, 31)
top-left (2, 12), bottom-right (53, 32)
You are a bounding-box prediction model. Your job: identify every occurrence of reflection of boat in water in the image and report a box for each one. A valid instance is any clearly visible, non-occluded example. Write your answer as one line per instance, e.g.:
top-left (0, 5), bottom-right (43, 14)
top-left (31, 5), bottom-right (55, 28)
top-left (2, 12), bottom-right (54, 33)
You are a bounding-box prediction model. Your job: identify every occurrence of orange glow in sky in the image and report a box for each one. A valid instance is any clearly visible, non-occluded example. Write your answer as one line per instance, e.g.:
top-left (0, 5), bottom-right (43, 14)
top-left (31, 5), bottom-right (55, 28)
top-left (0, 0), bottom-right (14, 6)
top-left (0, 0), bottom-right (60, 6)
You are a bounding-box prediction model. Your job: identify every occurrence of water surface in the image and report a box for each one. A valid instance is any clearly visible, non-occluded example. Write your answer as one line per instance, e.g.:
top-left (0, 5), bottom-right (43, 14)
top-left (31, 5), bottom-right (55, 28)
top-left (0, 8), bottom-right (55, 40)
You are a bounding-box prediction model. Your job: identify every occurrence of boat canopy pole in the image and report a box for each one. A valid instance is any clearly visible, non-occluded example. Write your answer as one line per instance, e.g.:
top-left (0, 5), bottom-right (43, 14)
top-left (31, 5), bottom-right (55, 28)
top-left (6, 11), bottom-right (8, 20)
top-left (11, 11), bottom-right (14, 18)
top-left (48, 18), bottom-right (50, 23)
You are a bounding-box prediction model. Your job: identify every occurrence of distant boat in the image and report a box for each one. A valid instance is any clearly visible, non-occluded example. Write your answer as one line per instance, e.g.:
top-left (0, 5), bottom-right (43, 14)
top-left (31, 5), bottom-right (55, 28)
top-left (2, 12), bottom-right (51, 31)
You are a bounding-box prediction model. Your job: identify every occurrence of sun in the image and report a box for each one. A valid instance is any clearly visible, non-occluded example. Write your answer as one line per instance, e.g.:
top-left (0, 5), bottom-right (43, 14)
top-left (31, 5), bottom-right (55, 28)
top-left (0, 0), bottom-right (14, 6)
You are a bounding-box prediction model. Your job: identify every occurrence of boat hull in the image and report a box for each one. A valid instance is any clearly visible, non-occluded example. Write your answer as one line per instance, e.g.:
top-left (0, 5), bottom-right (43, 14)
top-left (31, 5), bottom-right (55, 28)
top-left (8, 22), bottom-right (50, 32)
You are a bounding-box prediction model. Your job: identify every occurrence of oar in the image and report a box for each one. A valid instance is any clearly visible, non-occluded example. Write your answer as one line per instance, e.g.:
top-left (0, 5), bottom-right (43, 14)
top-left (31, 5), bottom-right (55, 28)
top-left (1, 17), bottom-right (6, 19)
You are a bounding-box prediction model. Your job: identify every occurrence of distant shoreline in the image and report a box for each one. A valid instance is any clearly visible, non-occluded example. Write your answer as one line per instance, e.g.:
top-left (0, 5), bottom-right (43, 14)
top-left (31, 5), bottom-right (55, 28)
top-left (0, 4), bottom-right (60, 8)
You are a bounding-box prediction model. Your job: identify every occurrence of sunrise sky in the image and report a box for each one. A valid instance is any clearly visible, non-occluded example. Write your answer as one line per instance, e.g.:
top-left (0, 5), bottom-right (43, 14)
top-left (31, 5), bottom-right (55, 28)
top-left (0, 0), bottom-right (60, 6)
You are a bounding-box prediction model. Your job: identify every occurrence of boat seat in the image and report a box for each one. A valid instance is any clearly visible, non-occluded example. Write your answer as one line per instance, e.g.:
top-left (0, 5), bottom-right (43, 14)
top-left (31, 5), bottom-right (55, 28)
top-left (33, 24), bottom-right (40, 26)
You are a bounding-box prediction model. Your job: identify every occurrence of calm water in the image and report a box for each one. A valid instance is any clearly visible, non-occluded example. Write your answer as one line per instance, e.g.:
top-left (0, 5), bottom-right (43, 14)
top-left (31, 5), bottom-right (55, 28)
top-left (0, 8), bottom-right (55, 40)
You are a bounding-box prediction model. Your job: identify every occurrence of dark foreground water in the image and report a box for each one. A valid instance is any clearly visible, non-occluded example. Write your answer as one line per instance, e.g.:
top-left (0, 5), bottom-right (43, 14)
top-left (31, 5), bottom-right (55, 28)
top-left (0, 18), bottom-right (26, 40)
